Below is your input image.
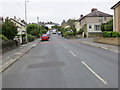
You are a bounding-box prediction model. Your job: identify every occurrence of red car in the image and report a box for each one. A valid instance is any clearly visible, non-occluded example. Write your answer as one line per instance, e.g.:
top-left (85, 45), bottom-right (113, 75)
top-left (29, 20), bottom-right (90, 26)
top-left (41, 34), bottom-right (49, 41)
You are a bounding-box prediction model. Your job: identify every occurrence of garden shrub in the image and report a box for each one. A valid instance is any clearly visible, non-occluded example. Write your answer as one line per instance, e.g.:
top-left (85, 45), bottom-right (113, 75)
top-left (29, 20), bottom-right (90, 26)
top-left (103, 31), bottom-right (120, 38)
top-left (0, 34), bottom-right (8, 41)
top-left (27, 34), bottom-right (35, 42)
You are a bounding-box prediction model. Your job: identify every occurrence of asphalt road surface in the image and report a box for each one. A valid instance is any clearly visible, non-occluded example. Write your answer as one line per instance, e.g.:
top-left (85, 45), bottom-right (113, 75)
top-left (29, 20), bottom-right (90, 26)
top-left (2, 33), bottom-right (118, 88)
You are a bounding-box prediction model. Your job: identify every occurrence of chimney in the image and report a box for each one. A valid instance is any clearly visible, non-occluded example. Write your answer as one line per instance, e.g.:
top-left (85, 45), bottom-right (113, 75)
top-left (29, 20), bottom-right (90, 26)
top-left (14, 16), bottom-right (16, 20)
top-left (91, 8), bottom-right (97, 12)
top-left (80, 14), bottom-right (83, 18)
top-left (18, 18), bottom-right (21, 22)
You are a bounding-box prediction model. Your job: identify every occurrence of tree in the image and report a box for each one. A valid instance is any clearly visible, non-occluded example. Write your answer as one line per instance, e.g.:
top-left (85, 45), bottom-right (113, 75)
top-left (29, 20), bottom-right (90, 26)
top-left (30, 29), bottom-right (39, 37)
top-left (27, 24), bottom-right (39, 34)
top-left (66, 19), bottom-right (77, 35)
top-left (51, 25), bottom-right (59, 29)
top-left (27, 24), bottom-right (48, 37)
top-left (101, 19), bottom-right (113, 32)
top-left (2, 17), bottom-right (18, 40)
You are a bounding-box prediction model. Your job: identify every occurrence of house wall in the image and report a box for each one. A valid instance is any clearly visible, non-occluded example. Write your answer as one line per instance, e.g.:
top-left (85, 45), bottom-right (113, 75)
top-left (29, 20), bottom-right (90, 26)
top-left (74, 21), bottom-right (81, 31)
top-left (80, 16), bottom-right (112, 32)
top-left (85, 17), bottom-right (113, 24)
top-left (61, 22), bottom-right (69, 28)
top-left (79, 16), bottom-right (112, 37)
top-left (114, 5), bottom-right (120, 32)
top-left (87, 23), bottom-right (102, 33)
top-left (11, 19), bottom-right (26, 44)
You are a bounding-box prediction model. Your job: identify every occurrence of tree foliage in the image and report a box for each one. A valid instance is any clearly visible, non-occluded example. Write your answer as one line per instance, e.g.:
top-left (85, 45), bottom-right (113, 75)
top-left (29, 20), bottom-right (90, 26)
top-left (27, 24), bottom-right (39, 34)
top-left (30, 29), bottom-right (39, 37)
top-left (2, 17), bottom-right (18, 40)
top-left (27, 24), bottom-right (48, 37)
top-left (101, 19), bottom-right (113, 32)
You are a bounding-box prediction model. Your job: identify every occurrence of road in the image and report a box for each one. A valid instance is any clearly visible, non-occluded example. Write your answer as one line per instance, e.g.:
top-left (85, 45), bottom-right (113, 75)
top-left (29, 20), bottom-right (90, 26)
top-left (2, 33), bottom-right (118, 88)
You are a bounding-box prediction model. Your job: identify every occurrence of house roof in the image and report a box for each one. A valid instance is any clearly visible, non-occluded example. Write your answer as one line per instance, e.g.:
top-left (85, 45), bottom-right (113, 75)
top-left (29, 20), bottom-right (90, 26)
top-left (85, 10), bottom-right (113, 17)
top-left (78, 9), bottom-right (113, 22)
top-left (111, 1), bottom-right (120, 9)
top-left (10, 18), bottom-right (26, 27)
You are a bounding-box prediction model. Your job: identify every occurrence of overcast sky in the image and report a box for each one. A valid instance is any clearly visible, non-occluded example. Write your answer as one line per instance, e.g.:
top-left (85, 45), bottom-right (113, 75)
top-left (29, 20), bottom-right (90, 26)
top-left (0, 0), bottom-right (119, 24)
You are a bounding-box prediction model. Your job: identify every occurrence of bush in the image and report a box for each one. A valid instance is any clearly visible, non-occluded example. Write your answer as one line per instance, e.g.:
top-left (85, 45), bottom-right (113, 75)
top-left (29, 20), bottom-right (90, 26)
top-left (103, 31), bottom-right (120, 38)
top-left (111, 32), bottom-right (120, 37)
top-left (0, 34), bottom-right (8, 41)
top-left (63, 32), bottom-right (74, 37)
top-left (77, 29), bottom-right (83, 35)
top-left (101, 19), bottom-right (113, 32)
top-left (27, 34), bottom-right (35, 42)
top-left (2, 17), bottom-right (18, 40)
top-left (30, 29), bottom-right (39, 37)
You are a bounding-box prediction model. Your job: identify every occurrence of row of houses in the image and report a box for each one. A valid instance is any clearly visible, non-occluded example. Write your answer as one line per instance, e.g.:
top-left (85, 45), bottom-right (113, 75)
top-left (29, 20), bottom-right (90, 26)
top-left (61, 1), bottom-right (120, 37)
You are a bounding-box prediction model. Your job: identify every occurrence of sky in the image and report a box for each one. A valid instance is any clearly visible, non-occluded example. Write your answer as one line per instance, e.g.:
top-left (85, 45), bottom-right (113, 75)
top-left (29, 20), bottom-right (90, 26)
top-left (0, 0), bottom-right (119, 24)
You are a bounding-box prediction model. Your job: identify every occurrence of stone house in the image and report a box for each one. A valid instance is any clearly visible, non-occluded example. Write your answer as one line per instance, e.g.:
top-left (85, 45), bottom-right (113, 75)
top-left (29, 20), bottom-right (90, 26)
top-left (61, 20), bottom-right (70, 28)
top-left (75, 8), bottom-right (113, 37)
top-left (111, 1), bottom-right (120, 32)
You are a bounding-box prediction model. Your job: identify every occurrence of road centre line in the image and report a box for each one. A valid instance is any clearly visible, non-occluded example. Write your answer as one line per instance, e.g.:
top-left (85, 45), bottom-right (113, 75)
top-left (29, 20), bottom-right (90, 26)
top-left (68, 50), bottom-right (77, 57)
top-left (82, 61), bottom-right (108, 85)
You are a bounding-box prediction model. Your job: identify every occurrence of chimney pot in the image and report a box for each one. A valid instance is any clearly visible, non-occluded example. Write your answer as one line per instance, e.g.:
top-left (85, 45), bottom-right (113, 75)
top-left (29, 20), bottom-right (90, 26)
top-left (80, 14), bottom-right (83, 17)
top-left (91, 8), bottom-right (97, 12)
top-left (14, 16), bottom-right (16, 20)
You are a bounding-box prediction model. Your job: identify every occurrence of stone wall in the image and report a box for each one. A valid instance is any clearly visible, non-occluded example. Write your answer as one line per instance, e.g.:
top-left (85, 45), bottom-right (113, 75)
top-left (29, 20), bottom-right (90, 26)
top-left (0, 40), bottom-right (20, 53)
top-left (88, 32), bottom-right (103, 38)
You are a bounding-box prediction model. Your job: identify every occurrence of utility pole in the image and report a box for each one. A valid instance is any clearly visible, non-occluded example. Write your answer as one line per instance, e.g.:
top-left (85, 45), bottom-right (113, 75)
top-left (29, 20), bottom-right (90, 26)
top-left (25, 1), bottom-right (29, 43)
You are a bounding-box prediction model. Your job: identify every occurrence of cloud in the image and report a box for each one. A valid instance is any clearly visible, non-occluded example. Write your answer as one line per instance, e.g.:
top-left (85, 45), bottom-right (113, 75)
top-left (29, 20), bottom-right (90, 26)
top-left (1, 0), bottom-right (119, 23)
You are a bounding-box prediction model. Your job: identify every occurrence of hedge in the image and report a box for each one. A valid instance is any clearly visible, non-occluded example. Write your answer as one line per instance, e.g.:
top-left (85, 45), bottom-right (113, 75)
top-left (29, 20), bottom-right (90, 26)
top-left (103, 31), bottom-right (120, 38)
top-left (0, 34), bottom-right (8, 41)
top-left (27, 34), bottom-right (35, 42)
top-left (63, 32), bottom-right (74, 37)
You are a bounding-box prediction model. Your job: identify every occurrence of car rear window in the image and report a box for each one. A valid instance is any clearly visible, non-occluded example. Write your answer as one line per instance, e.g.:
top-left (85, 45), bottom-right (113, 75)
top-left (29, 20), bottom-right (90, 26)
top-left (42, 34), bottom-right (47, 36)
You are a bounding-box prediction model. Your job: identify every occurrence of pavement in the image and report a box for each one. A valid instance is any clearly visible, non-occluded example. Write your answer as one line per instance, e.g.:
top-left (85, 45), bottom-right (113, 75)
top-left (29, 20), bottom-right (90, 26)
top-left (2, 34), bottom-right (118, 88)
top-left (0, 39), bottom-right (40, 72)
top-left (78, 38), bottom-right (119, 53)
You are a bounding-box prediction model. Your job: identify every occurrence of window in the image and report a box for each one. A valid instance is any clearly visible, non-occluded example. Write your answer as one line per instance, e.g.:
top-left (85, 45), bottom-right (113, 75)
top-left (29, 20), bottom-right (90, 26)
top-left (89, 25), bottom-right (92, 29)
top-left (94, 25), bottom-right (101, 31)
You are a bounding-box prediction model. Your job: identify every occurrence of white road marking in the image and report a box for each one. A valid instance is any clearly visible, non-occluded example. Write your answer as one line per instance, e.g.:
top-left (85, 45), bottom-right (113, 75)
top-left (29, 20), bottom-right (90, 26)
top-left (82, 61), bottom-right (108, 85)
top-left (68, 50), bottom-right (77, 57)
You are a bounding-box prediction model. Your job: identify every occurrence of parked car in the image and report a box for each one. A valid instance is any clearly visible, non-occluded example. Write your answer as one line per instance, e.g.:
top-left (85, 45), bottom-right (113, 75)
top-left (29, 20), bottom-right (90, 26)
top-left (52, 29), bottom-right (56, 34)
top-left (41, 34), bottom-right (49, 41)
top-left (58, 31), bottom-right (61, 35)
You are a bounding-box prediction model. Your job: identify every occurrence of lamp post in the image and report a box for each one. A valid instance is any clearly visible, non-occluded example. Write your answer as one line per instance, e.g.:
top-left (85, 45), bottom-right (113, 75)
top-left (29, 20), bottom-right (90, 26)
top-left (25, 1), bottom-right (29, 43)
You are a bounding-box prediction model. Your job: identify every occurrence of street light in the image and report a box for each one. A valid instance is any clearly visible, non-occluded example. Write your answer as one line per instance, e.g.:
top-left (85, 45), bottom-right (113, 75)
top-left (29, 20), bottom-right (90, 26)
top-left (25, 1), bottom-right (29, 43)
